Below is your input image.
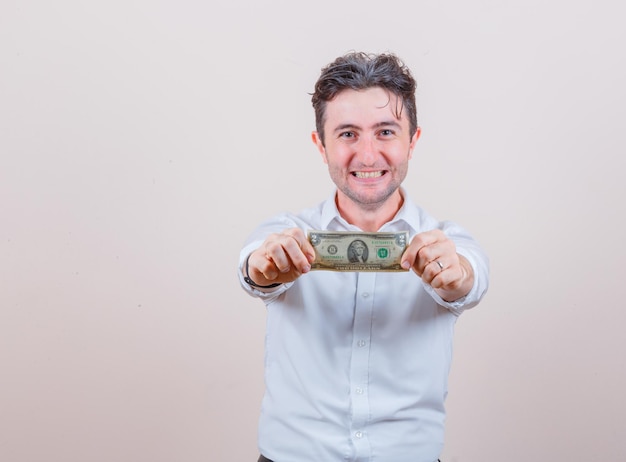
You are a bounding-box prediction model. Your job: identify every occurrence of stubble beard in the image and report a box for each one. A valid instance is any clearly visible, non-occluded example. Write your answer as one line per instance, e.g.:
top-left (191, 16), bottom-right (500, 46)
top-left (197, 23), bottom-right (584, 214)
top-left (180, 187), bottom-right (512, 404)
top-left (330, 163), bottom-right (408, 213)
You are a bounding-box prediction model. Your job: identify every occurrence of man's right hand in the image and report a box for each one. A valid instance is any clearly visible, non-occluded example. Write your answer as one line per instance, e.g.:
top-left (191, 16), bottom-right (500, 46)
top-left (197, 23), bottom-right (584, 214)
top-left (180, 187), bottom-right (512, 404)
top-left (245, 228), bottom-right (316, 287)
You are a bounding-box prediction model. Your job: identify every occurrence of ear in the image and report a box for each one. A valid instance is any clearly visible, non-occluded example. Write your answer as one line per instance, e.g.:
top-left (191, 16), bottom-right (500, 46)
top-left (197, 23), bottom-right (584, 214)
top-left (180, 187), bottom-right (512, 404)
top-left (408, 127), bottom-right (421, 160)
top-left (311, 131), bottom-right (328, 164)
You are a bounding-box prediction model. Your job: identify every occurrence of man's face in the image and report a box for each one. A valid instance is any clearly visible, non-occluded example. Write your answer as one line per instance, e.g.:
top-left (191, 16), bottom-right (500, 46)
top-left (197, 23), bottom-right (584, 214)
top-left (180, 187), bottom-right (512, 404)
top-left (312, 87), bottom-right (420, 212)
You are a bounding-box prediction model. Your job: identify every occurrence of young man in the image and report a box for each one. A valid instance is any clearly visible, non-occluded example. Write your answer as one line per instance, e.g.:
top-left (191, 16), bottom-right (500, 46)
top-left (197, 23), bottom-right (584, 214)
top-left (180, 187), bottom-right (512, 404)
top-left (238, 52), bottom-right (489, 462)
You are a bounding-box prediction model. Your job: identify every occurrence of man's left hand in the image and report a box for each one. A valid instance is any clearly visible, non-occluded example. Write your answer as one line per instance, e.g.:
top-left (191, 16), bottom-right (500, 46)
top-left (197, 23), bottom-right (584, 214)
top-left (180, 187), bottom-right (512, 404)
top-left (401, 229), bottom-right (474, 302)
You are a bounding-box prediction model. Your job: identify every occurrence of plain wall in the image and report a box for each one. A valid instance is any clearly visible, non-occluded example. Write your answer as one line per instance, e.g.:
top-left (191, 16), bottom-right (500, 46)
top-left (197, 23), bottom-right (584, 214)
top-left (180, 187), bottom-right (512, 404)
top-left (1, 1), bottom-right (625, 461)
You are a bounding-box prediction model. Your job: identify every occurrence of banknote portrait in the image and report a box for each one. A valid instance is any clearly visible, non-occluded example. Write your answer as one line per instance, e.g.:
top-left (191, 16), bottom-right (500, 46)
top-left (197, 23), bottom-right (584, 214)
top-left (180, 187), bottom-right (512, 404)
top-left (347, 239), bottom-right (369, 263)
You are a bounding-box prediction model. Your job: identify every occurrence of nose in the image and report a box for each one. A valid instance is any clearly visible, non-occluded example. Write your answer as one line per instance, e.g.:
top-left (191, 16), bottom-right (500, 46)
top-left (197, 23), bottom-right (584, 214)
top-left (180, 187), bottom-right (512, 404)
top-left (355, 135), bottom-right (378, 166)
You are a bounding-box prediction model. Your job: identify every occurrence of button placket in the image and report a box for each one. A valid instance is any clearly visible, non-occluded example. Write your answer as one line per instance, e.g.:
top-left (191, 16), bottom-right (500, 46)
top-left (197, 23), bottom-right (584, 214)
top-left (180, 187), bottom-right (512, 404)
top-left (348, 272), bottom-right (376, 459)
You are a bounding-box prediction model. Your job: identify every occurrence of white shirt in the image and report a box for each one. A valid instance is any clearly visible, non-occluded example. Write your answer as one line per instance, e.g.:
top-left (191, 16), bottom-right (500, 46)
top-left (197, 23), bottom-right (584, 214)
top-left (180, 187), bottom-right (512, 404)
top-left (238, 189), bottom-right (489, 462)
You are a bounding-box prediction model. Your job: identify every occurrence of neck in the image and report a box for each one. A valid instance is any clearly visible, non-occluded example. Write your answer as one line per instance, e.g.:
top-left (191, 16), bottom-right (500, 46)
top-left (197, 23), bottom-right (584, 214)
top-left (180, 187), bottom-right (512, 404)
top-left (336, 190), bottom-right (404, 232)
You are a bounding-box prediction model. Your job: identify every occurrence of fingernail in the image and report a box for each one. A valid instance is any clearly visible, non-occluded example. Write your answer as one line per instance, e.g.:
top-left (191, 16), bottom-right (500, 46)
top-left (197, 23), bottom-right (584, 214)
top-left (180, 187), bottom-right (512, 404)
top-left (401, 261), bottom-right (410, 270)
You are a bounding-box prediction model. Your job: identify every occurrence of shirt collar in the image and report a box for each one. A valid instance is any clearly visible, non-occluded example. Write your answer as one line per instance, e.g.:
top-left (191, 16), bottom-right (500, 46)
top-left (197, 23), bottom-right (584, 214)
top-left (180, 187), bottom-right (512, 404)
top-left (320, 187), bottom-right (423, 234)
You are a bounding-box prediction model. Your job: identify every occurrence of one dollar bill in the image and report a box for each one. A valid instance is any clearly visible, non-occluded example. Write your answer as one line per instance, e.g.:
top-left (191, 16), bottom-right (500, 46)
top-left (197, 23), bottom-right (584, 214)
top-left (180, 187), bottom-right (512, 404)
top-left (308, 231), bottom-right (409, 272)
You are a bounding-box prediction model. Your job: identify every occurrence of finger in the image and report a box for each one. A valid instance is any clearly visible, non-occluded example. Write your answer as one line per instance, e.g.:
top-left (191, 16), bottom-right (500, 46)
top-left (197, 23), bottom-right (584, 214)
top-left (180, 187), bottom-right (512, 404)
top-left (408, 240), bottom-right (445, 275)
top-left (422, 258), bottom-right (446, 285)
top-left (411, 229), bottom-right (446, 251)
top-left (282, 229), bottom-right (313, 273)
top-left (426, 254), bottom-right (471, 293)
top-left (401, 230), bottom-right (446, 273)
top-left (429, 262), bottom-right (462, 290)
top-left (400, 244), bottom-right (419, 271)
top-left (285, 228), bottom-right (316, 263)
top-left (265, 238), bottom-right (293, 273)
top-left (417, 239), bottom-right (457, 275)
top-left (248, 248), bottom-right (280, 281)
top-left (265, 229), bottom-right (312, 274)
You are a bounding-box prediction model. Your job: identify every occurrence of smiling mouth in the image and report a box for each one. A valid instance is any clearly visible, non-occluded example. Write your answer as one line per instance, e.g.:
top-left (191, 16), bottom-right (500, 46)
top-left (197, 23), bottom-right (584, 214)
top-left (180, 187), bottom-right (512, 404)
top-left (353, 171), bottom-right (385, 178)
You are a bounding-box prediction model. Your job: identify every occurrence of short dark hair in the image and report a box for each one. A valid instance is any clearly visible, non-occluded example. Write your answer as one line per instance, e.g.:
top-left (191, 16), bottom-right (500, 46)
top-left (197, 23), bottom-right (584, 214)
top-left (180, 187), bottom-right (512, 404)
top-left (311, 52), bottom-right (418, 144)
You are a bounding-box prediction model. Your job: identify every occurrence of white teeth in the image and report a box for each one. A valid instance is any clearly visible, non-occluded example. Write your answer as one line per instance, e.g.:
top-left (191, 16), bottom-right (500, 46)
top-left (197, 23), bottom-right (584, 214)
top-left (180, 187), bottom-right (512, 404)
top-left (354, 171), bottom-right (383, 178)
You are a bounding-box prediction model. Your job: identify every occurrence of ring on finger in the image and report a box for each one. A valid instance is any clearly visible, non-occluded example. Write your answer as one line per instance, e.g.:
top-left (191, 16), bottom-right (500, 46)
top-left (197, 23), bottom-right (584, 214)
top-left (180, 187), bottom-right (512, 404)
top-left (435, 260), bottom-right (444, 271)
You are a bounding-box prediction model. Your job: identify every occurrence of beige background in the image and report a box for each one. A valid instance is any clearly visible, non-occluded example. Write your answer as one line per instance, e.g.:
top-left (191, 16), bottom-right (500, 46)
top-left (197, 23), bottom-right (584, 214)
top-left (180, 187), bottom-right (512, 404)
top-left (1, 1), bottom-right (625, 461)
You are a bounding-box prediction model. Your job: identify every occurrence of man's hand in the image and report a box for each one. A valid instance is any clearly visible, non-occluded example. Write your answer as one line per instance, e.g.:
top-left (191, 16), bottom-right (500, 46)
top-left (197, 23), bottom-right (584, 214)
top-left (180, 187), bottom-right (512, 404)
top-left (245, 228), bottom-right (316, 287)
top-left (401, 229), bottom-right (474, 302)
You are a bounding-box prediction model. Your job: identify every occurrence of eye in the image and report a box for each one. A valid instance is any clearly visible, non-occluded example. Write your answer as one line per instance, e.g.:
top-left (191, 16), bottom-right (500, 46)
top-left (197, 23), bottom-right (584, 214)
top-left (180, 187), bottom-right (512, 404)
top-left (379, 129), bottom-right (394, 137)
top-left (339, 131), bottom-right (356, 139)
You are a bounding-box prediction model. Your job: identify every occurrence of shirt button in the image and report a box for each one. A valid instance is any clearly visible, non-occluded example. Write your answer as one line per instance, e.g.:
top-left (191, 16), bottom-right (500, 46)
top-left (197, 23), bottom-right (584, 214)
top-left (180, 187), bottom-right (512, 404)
top-left (355, 431), bottom-right (363, 439)
top-left (357, 340), bottom-right (366, 347)
top-left (362, 292), bottom-right (370, 298)
top-left (355, 387), bottom-right (364, 395)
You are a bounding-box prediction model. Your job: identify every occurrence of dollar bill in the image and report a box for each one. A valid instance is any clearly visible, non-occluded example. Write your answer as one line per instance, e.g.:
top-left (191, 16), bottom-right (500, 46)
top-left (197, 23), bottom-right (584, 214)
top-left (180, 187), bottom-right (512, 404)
top-left (308, 231), bottom-right (409, 272)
